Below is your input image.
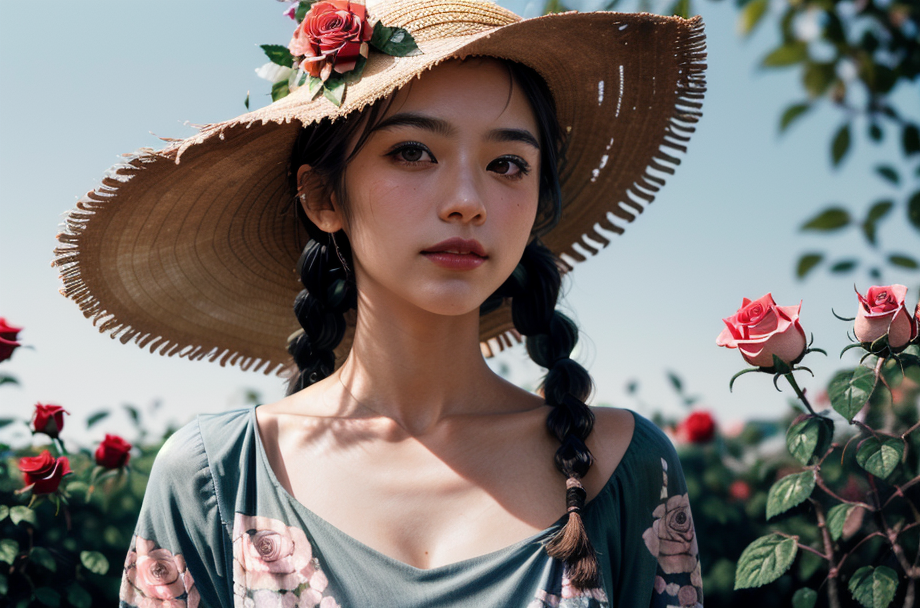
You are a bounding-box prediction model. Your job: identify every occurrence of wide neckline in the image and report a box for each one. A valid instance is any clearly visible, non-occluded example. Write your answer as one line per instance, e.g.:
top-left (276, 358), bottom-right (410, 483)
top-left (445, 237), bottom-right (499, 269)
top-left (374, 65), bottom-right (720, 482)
top-left (249, 404), bottom-right (640, 576)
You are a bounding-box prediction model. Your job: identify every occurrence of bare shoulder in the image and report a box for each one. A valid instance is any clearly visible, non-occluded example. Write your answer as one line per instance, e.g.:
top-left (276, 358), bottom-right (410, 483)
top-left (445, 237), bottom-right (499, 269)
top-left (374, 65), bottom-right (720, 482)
top-left (583, 406), bottom-right (636, 500)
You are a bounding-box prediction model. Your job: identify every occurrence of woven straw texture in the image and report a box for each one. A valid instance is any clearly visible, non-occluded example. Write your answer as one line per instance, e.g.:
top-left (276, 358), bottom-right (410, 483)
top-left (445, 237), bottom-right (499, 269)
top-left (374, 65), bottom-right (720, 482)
top-left (53, 0), bottom-right (706, 375)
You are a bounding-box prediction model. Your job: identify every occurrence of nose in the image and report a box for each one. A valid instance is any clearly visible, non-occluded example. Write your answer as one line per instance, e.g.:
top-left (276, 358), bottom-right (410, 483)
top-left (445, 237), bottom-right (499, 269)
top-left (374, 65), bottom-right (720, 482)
top-left (438, 161), bottom-right (487, 226)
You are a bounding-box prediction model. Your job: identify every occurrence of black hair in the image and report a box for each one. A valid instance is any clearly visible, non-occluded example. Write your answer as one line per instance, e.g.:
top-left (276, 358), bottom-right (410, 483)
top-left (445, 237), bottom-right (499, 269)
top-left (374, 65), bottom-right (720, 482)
top-left (285, 59), bottom-right (598, 588)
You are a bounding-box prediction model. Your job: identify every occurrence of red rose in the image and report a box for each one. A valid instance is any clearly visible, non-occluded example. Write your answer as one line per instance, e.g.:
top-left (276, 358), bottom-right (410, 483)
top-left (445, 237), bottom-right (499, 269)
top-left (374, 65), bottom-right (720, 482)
top-left (289, 0), bottom-right (373, 81)
top-left (0, 317), bottom-right (22, 363)
top-left (95, 434), bottom-right (132, 469)
top-left (716, 294), bottom-right (807, 368)
top-left (19, 450), bottom-right (72, 494)
top-left (728, 480), bottom-right (751, 502)
top-left (854, 284), bottom-right (917, 350)
top-left (677, 411), bottom-right (716, 444)
top-left (32, 403), bottom-right (69, 439)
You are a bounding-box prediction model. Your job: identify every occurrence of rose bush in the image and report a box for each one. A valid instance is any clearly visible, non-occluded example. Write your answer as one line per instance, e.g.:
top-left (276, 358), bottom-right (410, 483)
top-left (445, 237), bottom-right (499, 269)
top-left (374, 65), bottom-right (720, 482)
top-left (0, 316), bottom-right (22, 362)
top-left (289, 0), bottom-right (373, 81)
top-left (121, 537), bottom-right (200, 608)
top-left (854, 284), bottom-right (917, 351)
top-left (677, 411), bottom-right (716, 444)
top-left (31, 402), bottom-right (69, 438)
top-left (717, 294), bottom-right (807, 368)
top-left (18, 450), bottom-right (72, 495)
top-left (96, 433), bottom-right (133, 469)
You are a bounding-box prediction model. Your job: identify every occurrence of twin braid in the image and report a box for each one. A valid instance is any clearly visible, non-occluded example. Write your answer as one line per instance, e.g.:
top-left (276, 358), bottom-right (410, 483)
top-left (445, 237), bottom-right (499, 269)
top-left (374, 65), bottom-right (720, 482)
top-left (286, 235), bottom-right (357, 395)
top-left (504, 241), bottom-right (598, 587)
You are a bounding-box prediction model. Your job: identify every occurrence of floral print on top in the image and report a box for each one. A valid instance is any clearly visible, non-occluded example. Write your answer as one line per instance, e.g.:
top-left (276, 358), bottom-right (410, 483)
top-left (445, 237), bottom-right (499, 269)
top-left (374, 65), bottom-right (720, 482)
top-left (643, 458), bottom-right (704, 607)
top-left (120, 537), bottom-right (200, 608)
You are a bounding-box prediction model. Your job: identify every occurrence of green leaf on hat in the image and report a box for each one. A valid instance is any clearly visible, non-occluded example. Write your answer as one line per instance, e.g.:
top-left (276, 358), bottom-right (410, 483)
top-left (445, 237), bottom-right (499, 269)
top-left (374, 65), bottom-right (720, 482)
top-left (295, 1), bottom-right (316, 23)
top-left (261, 44), bottom-right (295, 68)
top-left (80, 550), bottom-right (109, 575)
top-left (10, 506), bottom-right (36, 526)
top-left (762, 41), bottom-right (808, 67)
top-left (826, 503), bottom-right (857, 541)
top-left (30, 546), bottom-right (56, 572)
top-left (796, 253), bottom-right (823, 279)
top-left (370, 21), bottom-right (421, 57)
top-left (801, 207), bottom-right (850, 231)
top-left (342, 55), bottom-right (368, 85)
top-left (856, 436), bottom-right (904, 479)
top-left (786, 416), bottom-right (833, 466)
top-left (271, 80), bottom-right (290, 102)
top-left (792, 588), bottom-right (818, 608)
top-left (308, 76), bottom-right (324, 99)
top-left (829, 366), bottom-right (876, 421)
top-left (780, 103), bottom-right (811, 133)
top-left (849, 565), bottom-right (898, 608)
top-left (323, 78), bottom-right (346, 107)
top-left (766, 470), bottom-right (815, 519)
top-left (831, 123), bottom-right (851, 166)
top-left (734, 534), bottom-right (798, 589)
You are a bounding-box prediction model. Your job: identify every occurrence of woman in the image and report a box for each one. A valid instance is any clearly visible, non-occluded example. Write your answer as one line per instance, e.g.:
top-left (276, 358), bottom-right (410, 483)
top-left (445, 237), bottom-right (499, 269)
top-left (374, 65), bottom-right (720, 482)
top-left (53, 1), bottom-right (706, 606)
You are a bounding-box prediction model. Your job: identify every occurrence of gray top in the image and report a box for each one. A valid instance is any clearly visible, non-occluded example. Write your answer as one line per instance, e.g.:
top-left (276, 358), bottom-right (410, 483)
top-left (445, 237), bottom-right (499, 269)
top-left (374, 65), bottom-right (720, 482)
top-left (118, 406), bottom-right (703, 607)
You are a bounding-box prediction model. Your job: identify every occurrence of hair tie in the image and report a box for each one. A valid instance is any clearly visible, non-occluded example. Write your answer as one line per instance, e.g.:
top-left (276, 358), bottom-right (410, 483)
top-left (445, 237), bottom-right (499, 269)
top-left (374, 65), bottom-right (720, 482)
top-left (565, 476), bottom-right (586, 513)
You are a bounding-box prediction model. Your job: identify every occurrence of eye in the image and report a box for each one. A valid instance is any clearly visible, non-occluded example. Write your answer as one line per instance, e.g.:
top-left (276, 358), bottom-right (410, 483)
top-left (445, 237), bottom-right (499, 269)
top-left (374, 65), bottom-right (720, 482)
top-left (488, 155), bottom-right (531, 180)
top-left (388, 142), bottom-right (437, 165)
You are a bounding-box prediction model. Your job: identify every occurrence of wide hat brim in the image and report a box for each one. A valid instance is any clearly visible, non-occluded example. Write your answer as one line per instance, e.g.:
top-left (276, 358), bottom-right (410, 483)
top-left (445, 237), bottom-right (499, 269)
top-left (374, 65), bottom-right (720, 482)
top-left (54, 0), bottom-right (706, 375)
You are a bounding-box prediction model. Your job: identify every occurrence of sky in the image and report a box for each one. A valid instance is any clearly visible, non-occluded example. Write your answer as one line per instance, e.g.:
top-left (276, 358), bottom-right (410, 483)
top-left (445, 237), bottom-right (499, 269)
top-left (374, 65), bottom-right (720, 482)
top-left (1, 0), bottom-right (918, 447)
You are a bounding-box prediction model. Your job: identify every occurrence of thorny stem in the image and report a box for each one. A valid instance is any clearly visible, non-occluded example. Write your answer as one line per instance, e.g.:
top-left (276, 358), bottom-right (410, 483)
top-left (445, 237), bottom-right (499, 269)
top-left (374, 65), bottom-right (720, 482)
top-left (835, 531), bottom-right (887, 573)
top-left (882, 474), bottom-right (920, 509)
top-left (903, 420), bottom-right (920, 439)
top-left (784, 373), bottom-right (817, 415)
top-left (812, 499), bottom-right (842, 608)
top-left (777, 530), bottom-right (831, 560)
top-left (815, 473), bottom-right (874, 511)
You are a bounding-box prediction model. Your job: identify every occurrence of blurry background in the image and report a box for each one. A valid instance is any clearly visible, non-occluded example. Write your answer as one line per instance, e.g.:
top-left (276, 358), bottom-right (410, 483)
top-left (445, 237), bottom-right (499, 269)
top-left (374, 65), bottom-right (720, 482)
top-left (1, 0), bottom-right (917, 442)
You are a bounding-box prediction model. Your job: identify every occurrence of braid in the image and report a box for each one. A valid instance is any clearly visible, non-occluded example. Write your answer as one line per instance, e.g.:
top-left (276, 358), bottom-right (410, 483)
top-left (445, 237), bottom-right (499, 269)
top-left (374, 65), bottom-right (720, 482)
top-left (285, 235), bottom-right (357, 395)
top-left (505, 240), bottom-right (598, 588)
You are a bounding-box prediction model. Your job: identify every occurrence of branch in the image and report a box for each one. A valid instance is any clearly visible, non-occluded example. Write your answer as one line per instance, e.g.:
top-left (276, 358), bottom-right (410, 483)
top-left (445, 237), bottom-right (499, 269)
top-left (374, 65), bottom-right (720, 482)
top-left (815, 474), bottom-right (874, 511)
top-left (882, 474), bottom-right (920, 509)
top-left (813, 499), bottom-right (842, 608)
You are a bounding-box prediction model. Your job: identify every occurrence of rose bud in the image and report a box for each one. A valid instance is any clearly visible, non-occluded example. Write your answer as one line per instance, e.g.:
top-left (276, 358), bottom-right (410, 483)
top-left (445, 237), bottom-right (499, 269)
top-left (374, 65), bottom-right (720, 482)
top-left (31, 403), bottom-right (69, 438)
top-left (854, 284), bottom-right (917, 351)
top-left (717, 294), bottom-right (807, 368)
top-left (0, 317), bottom-right (23, 363)
top-left (677, 411), bottom-right (716, 444)
top-left (95, 434), bottom-right (132, 469)
top-left (19, 450), bottom-right (72, 495)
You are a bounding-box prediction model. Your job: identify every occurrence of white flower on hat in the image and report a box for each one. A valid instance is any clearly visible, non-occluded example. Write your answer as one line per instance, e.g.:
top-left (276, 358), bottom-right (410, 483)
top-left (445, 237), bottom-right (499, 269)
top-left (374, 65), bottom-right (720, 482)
top-left (255, 61), bottom-right (293, 84)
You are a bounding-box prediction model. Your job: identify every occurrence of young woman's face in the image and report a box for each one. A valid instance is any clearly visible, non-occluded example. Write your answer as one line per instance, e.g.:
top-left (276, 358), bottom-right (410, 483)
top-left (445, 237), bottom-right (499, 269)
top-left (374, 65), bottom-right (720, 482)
top-left (334, 59), bottom-right (542, 318)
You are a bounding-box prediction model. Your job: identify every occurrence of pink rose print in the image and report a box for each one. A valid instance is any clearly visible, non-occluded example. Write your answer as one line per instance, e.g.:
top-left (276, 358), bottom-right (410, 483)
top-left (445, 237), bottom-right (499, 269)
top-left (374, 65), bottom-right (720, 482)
top-left (529, 568), bottom-right (608, 607)
top-left (120, 536), bottom-right (200, 608)
top-left (232, 513), bottom-right (339, 607)
top-left (642, 493), bottom-right (698, 574)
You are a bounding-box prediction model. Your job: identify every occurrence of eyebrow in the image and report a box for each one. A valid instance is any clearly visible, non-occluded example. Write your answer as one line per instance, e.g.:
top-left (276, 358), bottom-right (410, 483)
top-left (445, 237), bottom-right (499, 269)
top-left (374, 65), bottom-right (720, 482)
top-left (371, 112), bottom-right (541, 150)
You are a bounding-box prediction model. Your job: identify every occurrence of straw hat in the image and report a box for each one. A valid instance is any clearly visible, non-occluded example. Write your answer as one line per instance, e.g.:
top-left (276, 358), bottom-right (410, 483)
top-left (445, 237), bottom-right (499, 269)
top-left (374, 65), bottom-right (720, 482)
top-left (53, 0), bottom-right (706, 375)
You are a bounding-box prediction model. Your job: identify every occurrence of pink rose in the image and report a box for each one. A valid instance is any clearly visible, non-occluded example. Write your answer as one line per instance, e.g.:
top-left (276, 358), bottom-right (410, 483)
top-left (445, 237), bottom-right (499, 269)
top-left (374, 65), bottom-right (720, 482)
top-left (232, 513), bottom-right (317, 592)
top-left (717, 294), bottom-right (807, 368)
top-left (854, 284), bottom-right (917, 350)
top-left (642, 493), bottom-right (699, 574)
top-left (121, 537), bottom-right (199, 608)
top-left (288, 0), bottom-right (373, 81)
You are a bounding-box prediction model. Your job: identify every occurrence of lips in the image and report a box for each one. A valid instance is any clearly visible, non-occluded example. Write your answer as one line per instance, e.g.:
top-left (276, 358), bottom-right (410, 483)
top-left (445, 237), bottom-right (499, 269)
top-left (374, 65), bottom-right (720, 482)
top-left (421, 238), bottom-right (487, 270)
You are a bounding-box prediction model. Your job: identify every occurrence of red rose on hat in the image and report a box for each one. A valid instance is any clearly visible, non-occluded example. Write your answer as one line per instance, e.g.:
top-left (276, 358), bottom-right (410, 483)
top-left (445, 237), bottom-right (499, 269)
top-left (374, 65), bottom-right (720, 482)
top-left (32, 403), bottom-right (69, 439)
top-left (717, 294), bottom-right (807, 368)
top-left (95, 434), bottom-right (133, 469)
top-left (19, 450), bottom-right (72, 495)
top-left (0, 317), bottom-right (22, 363)
top-left (289, 0), bottom-right (373, 81)
top-left (854, 284), bottom-right (917, 350)
top-left (677, 411), bottom-right (716, 444)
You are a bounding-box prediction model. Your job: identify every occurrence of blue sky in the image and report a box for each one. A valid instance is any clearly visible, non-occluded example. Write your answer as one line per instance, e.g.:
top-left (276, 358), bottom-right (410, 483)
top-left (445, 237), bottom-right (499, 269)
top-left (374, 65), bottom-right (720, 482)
top-left (1, 0), bottom-right (917, 446)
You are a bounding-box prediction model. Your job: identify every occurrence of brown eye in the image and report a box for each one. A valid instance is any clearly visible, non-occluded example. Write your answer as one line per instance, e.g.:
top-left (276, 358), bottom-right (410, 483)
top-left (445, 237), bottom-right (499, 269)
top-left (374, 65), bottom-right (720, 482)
top-left (400, 147), bottom-right (424, 162)
top-left (389, 142), bottom-right (436, 164)
top-left (488, 156), bottom-right (529, 179)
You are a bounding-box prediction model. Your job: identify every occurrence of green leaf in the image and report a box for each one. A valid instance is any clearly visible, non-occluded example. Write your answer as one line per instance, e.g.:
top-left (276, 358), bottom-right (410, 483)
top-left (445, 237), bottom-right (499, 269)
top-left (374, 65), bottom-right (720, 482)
top-left (0, 505), bottom-right (8, 521)
top-left (792, 588), bottom-right (818, 608)
top-left (30, 546), bottom-right (56, 572)
top-left (888, 254), bottom-right (918, 269)
top-left (260, 44), bottom-right (294, 67)
top-left (767, 470), bottom-right (815, 519)
top-left (796, 253), bottom-right (823, 279)
top-left (270, 80), bottom-right (290, 102)
top-left (829, 367), bottom-right (876, 421)
top-left (869, 123), bottom-right (883, 142)
top-left (323, 77), bottom-right (346, 107)
top-left (123, 404), bottom-right (141, 426)
top-left (0, 375), bottom-right (18, 386)
top-left (802, 62), bottom-right (836, 98)
top-left (786, 416), bottom-right (834, 465)
top-left (826, 503), bottom-right (857, 541)
top-left (856, 437), bottom-right (904, 478)
top-left (33, 588), bottom-right (60, 607)
top-left (874, 166), bottom-right (899, 186)
top-left (308, 76), bottom-right (324, 99)
top-left (830, 259), bottom-right (858, 274)
top-left (244, 91), bottom-right (249, 110)
top-left (66, 584), bottom-right (92, 608)
top-left (341, 55), bottom-right (368, 85)
top-left (832, 123), bottom-right (851, 167)
top-left (738, 0), bottom-right (768, 35)
top-left (903, 124), bottom-right (920, 156)
top-left (780, 103), bottom-right (811, 133)
top-left (0, 573), bottom-right (7, 595)
top-left (370, 22), bottom-right (421, 57)
top-left (10, 506), bottom-right (36, 526)
top-left (668, 0), bottom-right (690, 18)
top-left (762, 41), bottom-right (808, 67)
top-left (801, 207), bottom-right (850, 231)
top-left (849, 565), bottom-right (898, 608)
top-left (908, 191), bottom-right (920, 233)
top-left (295, 1), bottom-right (313, 23)
top-left (80, 550), bottom-right (109, 575)
top-left (85, 410), bottom-right (109, 429)
top-left (862, 199), bottom-right (894, 246)
top-left (734, 534), bottom-right (798, 589)
top-left (0, 539), bottom-right (18, 565)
